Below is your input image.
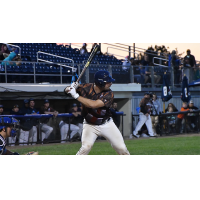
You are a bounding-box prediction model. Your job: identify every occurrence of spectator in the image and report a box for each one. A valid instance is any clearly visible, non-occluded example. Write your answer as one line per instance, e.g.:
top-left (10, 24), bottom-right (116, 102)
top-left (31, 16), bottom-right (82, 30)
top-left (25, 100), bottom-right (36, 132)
top-left (0, 44), bottom-right (11, 61)
top-left (1, 48), bottom-right (21, 67)
top-left (151, 93), bottom-right (162, 136)
top-left (26, 98), bottom-right (39, 145)
top-left (0, 105), bottom-right (4, 115)
top-left (176, 102), bottom-right (191, 134)
top-left (165, 103), bottom-right (178, 113)
top-left (187, 100), bottom-right (199, 131)
top-left (40, 99), bottom-right (55, 144)
top-left (91, 43), bottom-right (101, 55)
top-left (59, 103), bottom-right (80, 143)
top-left (110, 102), bottom-right (120, 128)
top-left (140, 54), bottom-right (151, 84)
top-left (145, 64), bottom-right (161, 86)
top-left (166, 107), bottom-right (176, 134)
top-left (80, 43), bottom-right (88, 55)
top-left (183, 49), bottom-right (196, 83)
top-left (131, 92), bottom-right (156, 138)
top-left (171, 50), bottom-right (182, 85)
top-left (122, 56), bottom-right (131, 70)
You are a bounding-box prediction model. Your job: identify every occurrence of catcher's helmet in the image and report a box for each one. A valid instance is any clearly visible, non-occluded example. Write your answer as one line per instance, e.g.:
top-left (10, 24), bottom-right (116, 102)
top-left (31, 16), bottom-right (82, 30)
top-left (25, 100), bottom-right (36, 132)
top-left (0, 117), bottom-right (19, 137)
top-left (94, 70), bottom-right (115, 87)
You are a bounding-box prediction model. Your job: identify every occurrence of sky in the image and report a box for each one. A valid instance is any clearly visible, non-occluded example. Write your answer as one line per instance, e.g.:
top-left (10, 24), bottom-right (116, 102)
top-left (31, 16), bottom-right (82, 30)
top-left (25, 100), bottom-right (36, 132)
top-left (70, 43), bottom-right (200, 61)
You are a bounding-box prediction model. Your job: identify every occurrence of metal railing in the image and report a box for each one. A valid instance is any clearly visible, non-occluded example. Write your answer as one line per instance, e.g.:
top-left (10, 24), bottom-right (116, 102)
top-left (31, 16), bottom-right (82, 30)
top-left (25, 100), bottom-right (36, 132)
top-left (107, 47), bottom-right (139, 59)
top-left (0, 60), bottom-right (199, 88)
top-left (37, 51), bottom-right (75, 68)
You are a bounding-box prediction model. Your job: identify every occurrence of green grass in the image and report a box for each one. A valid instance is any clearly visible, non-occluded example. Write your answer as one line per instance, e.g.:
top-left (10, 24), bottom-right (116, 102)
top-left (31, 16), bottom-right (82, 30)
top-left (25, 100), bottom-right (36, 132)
top-left (7, 135), bottom-right (200, 155)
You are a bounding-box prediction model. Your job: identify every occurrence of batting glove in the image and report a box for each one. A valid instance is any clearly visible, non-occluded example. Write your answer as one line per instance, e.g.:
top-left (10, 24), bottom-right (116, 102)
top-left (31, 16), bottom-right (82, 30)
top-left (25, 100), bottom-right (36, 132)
top-left (68, 87), bottom-right (79, 99)
top-left (64, 86), bottom-right (71, 94)
top-left (71, 82), bottom-right (79, 89)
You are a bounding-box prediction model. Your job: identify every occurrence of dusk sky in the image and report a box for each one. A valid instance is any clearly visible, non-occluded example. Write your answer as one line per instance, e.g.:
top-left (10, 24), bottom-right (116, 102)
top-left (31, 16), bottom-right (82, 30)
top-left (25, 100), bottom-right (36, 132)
top-left (70, 43), bottom-right (200, 61)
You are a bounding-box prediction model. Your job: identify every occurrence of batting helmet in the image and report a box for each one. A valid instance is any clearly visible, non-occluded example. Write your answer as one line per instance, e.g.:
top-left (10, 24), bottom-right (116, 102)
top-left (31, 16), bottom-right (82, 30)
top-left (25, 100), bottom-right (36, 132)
top-left (0, 117), bottom-right (19, 137)
top-left (94, 70), bottom-right (115, 87)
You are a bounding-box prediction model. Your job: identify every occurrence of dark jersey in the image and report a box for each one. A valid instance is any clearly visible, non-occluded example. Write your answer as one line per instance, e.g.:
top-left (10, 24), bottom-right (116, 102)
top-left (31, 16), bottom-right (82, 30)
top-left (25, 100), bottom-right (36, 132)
top-left (0, 134), bottom-right (6, 155)
top-left (76, 83), bottom-right (114, 125)
top-left (40, 106), bottom-right (54, 123)
top-left (69, 108), bottom-right (84, 125)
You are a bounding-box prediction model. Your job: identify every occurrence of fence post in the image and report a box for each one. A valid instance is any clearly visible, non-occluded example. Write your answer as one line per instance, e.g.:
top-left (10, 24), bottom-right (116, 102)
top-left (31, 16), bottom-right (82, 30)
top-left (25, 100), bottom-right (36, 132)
top-left (151, 66), bottom-right (155, 88)
top-left (130, 65), bottom-right (134, 83)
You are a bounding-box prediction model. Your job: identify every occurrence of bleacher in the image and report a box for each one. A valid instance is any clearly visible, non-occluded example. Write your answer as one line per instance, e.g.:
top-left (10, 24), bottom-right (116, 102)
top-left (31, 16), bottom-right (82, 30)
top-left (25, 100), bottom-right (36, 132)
top-left (0, 43), bottom-right (127, 84)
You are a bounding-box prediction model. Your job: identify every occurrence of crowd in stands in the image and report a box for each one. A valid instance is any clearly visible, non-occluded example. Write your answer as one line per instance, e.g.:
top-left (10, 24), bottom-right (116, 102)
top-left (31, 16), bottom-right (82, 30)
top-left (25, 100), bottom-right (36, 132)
top-left (122, 45), bottom-right (200, 86)
top-left (0, 43), bottom-right (199, 86)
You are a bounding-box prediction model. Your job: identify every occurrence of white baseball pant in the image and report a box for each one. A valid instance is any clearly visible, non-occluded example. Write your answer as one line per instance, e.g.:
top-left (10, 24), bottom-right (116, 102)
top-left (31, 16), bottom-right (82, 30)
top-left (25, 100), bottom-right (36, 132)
top-left (133, 113), bottom-right (154, 136)
top-left (77, 123), bottom-right (83, 138)
top-left (8, 136), bottom-right (16, 146)
top-left (19, 129), bottom-right (29, 146)
top-left (76, 118), bottom-right (130, 155)
top-left (59, 121), bottom-right (80, 143)
top-left (40, 124), bottom-right (53, 142)
top-left (28, 126), bottom-right (37, 145)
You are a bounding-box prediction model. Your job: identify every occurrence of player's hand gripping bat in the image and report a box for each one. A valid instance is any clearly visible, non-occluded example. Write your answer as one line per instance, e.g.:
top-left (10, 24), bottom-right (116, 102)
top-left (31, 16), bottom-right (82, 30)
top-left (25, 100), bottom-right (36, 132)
top-left (64, 44), bottom-right (100, 94)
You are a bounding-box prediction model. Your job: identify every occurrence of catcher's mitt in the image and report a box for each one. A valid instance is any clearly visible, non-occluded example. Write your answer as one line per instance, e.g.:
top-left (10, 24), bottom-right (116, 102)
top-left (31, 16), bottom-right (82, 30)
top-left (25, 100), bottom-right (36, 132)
top-left (25, 151), bottom-right (39, 155)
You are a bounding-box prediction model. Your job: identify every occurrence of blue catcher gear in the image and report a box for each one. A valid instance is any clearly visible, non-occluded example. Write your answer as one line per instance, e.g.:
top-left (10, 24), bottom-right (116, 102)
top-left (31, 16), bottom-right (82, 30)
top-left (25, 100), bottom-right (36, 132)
top-left (94, 70), bottom-right (115, 87)
top-left (0, 117), bottom-right (19, 137)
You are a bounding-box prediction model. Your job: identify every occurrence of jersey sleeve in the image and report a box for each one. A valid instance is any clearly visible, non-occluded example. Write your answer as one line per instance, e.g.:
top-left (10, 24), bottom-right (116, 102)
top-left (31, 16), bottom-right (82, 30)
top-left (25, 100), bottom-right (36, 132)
top-left (99, 91), bottom-right (114, 108)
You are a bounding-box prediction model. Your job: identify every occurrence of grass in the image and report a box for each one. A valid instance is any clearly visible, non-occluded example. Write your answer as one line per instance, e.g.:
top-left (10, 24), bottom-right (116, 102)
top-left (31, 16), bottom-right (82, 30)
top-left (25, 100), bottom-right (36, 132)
top-left (7, 135), bottom-right (200, 155)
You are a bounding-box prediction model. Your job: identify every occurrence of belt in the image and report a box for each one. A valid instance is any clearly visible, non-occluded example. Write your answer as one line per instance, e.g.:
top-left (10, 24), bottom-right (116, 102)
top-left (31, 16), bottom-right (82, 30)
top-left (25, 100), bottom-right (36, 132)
top-left (101, 117), bottom-right (111, 125)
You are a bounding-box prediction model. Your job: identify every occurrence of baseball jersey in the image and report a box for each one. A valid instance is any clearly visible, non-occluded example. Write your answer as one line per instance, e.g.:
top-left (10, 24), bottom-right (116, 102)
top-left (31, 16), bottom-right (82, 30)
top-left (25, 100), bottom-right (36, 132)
top-left (76, 83), bottom-right (114, 125)
top-left (0, 134), bottom-right (6, 155)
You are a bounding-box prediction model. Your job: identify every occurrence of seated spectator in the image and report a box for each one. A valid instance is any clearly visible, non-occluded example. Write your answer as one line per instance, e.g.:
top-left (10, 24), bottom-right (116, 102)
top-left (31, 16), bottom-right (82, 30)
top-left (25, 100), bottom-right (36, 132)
top-left (0, 44), bottom-right (11, 61)
top-left (176, 102), bottom-right (192, 134)
top-left (187, 100), bottom-right (199, 131)
top-left (183, 49), bottom-right (196, 83)
top-left (91, 43), bottom-right (102, 55)
top-left (171, 50), bottom-right (181, 85)
top-left (165, 103), bottom-right (178, 113)
top-left (0, 105), bottom-right (4, 115)
top-left (80, 43), bottom-right (88, 55)
top-left (1, 48), bottom-right (21, 67)
top-left (166, 107), bottom-right (176, 134)
top-left (145, 65), bottom-right (161, 85)
top-left (122, 56), bottom-right (131, 70)
top-left (110, 102), bottom-right (120, 128)
top-left (40, 99), bottom-right (55, 144)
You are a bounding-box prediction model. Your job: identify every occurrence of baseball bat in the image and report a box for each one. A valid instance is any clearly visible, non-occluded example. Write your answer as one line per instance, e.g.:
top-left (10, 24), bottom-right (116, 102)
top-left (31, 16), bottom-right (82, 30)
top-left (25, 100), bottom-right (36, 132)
top-left (76, 44), bottom-right (99, 83)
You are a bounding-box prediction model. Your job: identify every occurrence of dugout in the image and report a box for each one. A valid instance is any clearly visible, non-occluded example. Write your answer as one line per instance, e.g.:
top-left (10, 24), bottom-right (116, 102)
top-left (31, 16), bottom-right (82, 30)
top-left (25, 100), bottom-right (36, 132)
top-left (0, 83), bottom-right (141, 138)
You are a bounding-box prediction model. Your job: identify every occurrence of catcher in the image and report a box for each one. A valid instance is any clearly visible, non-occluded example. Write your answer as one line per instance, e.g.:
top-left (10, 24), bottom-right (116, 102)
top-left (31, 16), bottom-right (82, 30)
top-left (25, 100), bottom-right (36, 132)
top-left (0, 117), bottom-right (38, 155)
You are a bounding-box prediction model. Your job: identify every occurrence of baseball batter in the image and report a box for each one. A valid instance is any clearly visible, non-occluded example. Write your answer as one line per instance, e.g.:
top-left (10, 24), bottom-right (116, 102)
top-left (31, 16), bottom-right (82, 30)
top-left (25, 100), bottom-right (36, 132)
top-left (64, 70), bottom-right (130, 155)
